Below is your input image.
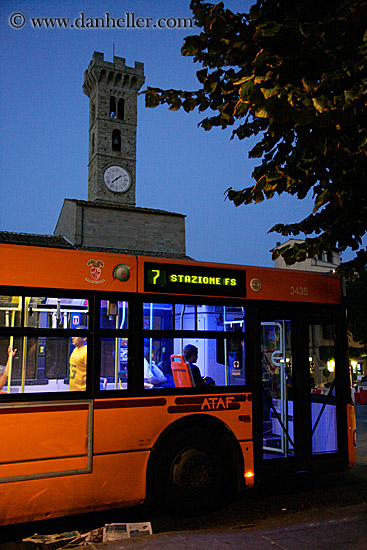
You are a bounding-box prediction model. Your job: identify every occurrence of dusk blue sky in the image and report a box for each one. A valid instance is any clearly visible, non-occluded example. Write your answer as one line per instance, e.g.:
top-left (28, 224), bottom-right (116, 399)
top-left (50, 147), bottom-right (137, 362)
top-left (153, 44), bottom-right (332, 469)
top-left (1, 0), bottom-right (356, 267)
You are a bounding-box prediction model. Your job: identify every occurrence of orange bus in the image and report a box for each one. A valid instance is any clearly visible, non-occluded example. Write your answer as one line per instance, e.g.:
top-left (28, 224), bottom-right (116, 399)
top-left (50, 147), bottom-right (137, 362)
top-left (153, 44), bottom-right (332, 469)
top-left (0, 243), bottom-right (356, 525)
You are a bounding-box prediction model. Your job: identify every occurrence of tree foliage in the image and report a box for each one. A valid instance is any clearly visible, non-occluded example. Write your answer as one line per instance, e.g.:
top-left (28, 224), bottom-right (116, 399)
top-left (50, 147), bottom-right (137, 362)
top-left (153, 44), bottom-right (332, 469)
top-left (145, 0), bottom-right (367, 277)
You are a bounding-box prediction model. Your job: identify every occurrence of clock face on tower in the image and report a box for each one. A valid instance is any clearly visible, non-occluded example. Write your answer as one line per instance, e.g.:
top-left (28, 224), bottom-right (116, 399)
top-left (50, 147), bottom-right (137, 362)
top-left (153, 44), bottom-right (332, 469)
top-left (103, 166), bottom-right (131, 193)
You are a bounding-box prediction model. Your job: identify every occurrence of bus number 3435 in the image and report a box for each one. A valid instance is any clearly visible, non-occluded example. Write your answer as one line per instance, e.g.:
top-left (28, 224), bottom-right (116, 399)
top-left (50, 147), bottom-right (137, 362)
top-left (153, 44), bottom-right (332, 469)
top-left (290, 286), bottom-right (308, 296)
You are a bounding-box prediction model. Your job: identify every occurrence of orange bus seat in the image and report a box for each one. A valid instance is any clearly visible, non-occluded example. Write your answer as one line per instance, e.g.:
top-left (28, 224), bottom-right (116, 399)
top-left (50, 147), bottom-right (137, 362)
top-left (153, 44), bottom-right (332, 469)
top-left (170, 355), bottom-right (195, 388)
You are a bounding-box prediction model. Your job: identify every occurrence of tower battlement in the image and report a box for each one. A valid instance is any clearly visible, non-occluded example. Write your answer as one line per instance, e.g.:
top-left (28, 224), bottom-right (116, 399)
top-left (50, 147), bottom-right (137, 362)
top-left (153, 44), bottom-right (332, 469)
top-left (83, 51), bottom-right (145, 97)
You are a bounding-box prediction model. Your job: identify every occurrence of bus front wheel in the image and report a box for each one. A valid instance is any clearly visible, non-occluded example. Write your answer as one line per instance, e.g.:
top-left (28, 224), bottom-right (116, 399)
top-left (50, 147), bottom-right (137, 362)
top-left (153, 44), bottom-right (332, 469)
top-left (154, 427), bottom-right (234, 516)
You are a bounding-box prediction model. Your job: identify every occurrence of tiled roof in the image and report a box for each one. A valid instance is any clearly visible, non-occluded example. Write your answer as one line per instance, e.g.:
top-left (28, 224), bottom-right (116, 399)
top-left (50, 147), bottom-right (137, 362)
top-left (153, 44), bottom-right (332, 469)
top-left (0, 231), bottom-right (74, 249)
top-left (0, 231), bottom-right (191, 260)
top-left (79, 245), bottom-right (191, 260)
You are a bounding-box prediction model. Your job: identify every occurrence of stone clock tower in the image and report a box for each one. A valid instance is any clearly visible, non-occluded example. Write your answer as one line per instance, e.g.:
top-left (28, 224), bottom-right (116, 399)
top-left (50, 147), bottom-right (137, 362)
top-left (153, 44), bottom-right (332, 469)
top-left (83, 51), bottom-right (145, 206)
top-left (54, 51), bottom-right (186, 256)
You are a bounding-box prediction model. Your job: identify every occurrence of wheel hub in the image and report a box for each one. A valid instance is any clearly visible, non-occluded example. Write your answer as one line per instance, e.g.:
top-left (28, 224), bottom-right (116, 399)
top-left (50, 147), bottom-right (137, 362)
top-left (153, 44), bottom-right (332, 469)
top-left (171, 448), bottom-right (214, 495)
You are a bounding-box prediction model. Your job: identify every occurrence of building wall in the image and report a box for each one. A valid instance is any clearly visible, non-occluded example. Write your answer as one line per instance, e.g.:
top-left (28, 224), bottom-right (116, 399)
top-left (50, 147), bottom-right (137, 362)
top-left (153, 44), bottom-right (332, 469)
top-left (273, 239), bottom-right (340, 273)
top-left (54, 200), bottom-right (79, 245)
top-left (55, 199), bottom-right (186, 254)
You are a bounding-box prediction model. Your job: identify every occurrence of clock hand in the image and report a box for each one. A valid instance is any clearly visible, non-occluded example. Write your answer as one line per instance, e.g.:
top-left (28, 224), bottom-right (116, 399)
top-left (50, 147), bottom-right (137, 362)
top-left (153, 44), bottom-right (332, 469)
top-left (111, 175), bottom-right (122, 184)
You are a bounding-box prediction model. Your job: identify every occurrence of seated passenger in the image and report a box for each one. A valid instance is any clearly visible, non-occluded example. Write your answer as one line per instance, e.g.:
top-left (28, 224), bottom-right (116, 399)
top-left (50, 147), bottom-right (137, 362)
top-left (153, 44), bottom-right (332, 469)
top-left (144, 339), bottom-right (174, 388)
top-left (183, 344), bottom-right (207, 388)
top-left (0, 346), bottom-right (17, 393)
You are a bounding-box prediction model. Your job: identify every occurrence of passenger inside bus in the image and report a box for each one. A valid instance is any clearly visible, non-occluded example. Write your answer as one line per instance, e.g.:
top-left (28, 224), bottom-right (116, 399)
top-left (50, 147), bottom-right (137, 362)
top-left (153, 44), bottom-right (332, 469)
top-left (183, 344), bottom-right (215, 388)
top-left (0, 346), bottom-right (17, 393)
top-left (69, 335), bottom-right (87, 391)
top-left (144, 339), bottom-right (174, 388)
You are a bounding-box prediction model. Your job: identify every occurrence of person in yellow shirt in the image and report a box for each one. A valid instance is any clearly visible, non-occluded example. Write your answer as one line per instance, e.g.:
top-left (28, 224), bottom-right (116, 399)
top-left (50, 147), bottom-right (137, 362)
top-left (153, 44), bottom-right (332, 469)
top-left (69, 335), bottom-right (87, 391)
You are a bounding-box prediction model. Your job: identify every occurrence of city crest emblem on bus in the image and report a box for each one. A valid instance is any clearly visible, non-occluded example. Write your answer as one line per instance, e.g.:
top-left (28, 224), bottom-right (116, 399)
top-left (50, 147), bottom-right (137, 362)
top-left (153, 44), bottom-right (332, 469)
top-left (85, 259), bottom-right (105, 284)
top-left (113, 264), bottom-right (131, 283)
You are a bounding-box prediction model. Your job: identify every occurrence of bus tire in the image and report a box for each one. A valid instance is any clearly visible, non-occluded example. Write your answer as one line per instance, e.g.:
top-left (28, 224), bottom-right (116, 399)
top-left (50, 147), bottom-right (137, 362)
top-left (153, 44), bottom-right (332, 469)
top-left (154, 427), bottom-right (235, 516)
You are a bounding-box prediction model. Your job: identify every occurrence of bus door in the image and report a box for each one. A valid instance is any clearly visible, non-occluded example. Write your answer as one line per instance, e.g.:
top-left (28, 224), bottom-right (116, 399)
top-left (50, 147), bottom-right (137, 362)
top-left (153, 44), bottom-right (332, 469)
top-left (259, 312), bottom-right (343, 472)
top-left (261, 320), bottom-right (294, 461)
top-left (308, 317), bottom-right (339, 458)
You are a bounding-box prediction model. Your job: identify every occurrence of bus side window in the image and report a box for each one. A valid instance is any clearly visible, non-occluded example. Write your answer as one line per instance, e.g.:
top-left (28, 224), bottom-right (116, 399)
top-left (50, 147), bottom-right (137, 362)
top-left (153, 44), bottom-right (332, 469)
top-left (100, 301), bottom-right (129, 329)
top-left (0, 336), bottom-right (74, 394)
top-left (0, 296), bottom-right (22, 328)
top-left (100, 338), bottom-right (128, 391)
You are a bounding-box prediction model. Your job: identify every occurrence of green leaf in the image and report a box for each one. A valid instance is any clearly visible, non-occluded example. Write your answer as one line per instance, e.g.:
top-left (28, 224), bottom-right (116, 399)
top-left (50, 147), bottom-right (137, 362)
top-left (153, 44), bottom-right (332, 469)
top-left (294, 110), bottom-right (315, 127)
top-left (234, 76), bottom-right (253, 86)
top-left (261, 87), bottom-right (279, 100)
top-left (145, 91), bottom-right (160, 108)
top-left (312, 97), bottom-right (329, 113)
top-left (196, 68), bottom-right (208, 84)
top-left (249, 142), bottom-right (264, 158)
top-left (182, 97), bottom-right (197, 112)
top-left (255, 22), bottom-right (281, 37)
top-left (254, 74), bottom-right (271, 85)
top-left (239, 79), bottom-right (255, 98)
top-left (168, 96), bottom-right (182, 111)
top-left (218, 102), bottom-right (235, 119)
top-left (253, 188), bottom-right (265, 203)
top-left (254, 105), bottom-right (270, 118)
top-left (266, 171), bottom-right (283, 182)
top-left (234, 100), bottom-right (249, 116)
top-left (313, 189), bottom-right (330, 212)
top-left (206, 80), bottom-right (218, 93)
top-left (181, 35), bottom-right (204, 57)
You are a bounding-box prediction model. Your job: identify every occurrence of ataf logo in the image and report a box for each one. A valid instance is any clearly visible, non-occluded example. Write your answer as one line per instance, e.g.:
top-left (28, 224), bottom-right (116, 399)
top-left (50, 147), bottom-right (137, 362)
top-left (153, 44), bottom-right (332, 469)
top-left (201, 396), bottom-right (235, 410)
top-left (113, 264), bottom-right (131, 283)
top-left (85, 259), bottom-right (105, 284)
top-left (167, 395), bottom-right (247, 414)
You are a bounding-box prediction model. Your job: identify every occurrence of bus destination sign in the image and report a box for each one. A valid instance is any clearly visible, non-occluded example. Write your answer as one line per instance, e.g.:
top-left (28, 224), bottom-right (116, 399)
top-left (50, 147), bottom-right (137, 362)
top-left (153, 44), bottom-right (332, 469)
top-left (144, 263), bottom-right (246, 298)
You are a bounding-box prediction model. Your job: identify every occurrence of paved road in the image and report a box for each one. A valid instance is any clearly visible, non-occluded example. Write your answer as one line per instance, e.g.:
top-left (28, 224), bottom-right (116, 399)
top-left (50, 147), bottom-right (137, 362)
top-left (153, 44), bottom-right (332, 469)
top-left (1, 406), bottom-right (366, 549)
top-left (91, 504), bottom-right (367, 549)
top-left (3, 503), bottom-right (366, 549)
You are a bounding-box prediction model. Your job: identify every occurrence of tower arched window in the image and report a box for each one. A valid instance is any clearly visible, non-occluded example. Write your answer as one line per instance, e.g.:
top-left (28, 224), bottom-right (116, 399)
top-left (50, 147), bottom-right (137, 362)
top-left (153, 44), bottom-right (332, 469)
top-left (112, 129), bottom-right (121, 152)
top-left (109, 96), bottom-right (116, 119)
top-left (117, 98), bottom-right (125, 120)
